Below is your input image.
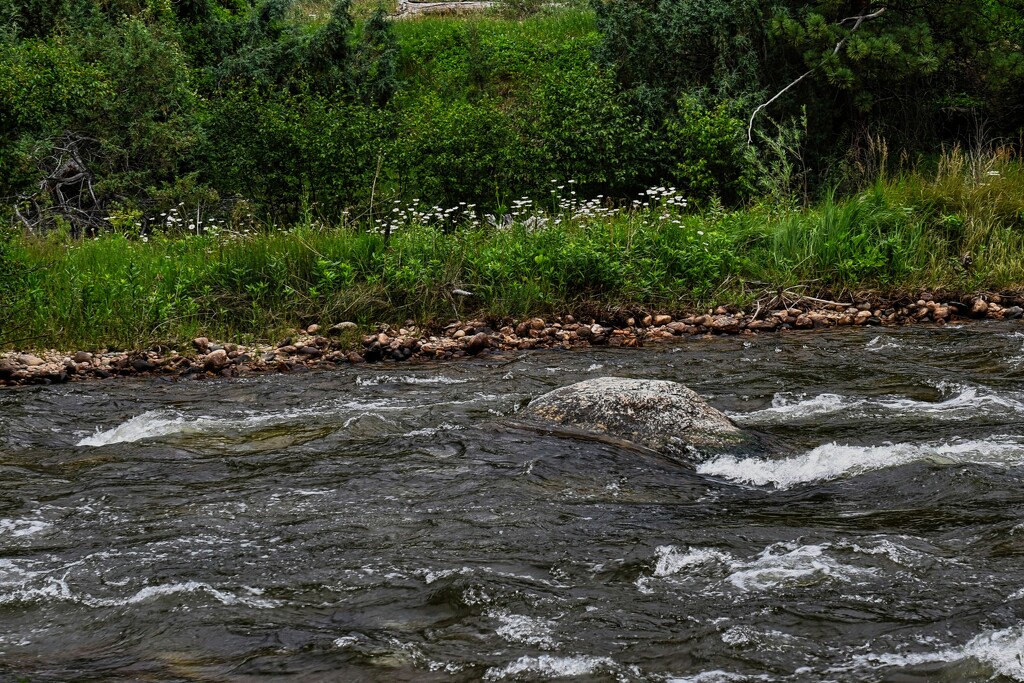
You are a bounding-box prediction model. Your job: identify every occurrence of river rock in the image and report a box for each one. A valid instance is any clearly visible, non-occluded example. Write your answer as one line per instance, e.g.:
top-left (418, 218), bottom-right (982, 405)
top-left (131, 358), bottom-right (156, 373)
top-left (521, 377), bottom-right (743, 454)
top-left (204, 349), bottom-right (229, 371)
top-left (467, 332), bottom-right (490, 355)
top-left (330, 321), bottom-right (358, 334)
top-left (709, 316), bottom-right (740, 334)
top-left (745, 319), bottom-right (777, 331)
top-left (298, 346), bottom-right (322, 358)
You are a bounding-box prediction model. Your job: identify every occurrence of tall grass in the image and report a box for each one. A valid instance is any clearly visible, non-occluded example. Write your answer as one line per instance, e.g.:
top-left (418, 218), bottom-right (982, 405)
top-left (3, 148), bottom-right (1023, 351)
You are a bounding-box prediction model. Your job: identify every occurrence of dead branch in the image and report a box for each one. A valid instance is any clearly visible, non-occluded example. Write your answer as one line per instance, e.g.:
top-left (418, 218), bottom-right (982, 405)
top-left (747, 7), bottom-right (886, 144)
top-left (10, 133), bottom-right (109, 237)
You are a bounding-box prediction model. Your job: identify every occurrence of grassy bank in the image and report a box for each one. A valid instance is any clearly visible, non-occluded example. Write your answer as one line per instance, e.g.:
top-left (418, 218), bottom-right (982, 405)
top-left (2, 147), bottom-right (1022, 352)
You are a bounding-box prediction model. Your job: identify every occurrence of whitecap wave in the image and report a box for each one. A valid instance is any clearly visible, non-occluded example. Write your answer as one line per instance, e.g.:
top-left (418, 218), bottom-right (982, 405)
top-left (0, 518), bottom-right (51, 538)
top-left (0, 576), bottom-right (278, 609)
top-left (415, 566), bottom-right (473, 584)
top-left (726, 543), bottom-right (875, 592)
top-left (865, 335), bottom-right (904, 352)
top-left (403, 422), bottom-right (463, 437)
top-left (668, 671), bottom-right (769, 683)
top-left (356, 374), bottom-right (467, 386)
top-left (733, 384), bottom-right (1024, 426)
top-left (484, 654), bottom-right (617, 680)
top-left (848, 624), bottom-right (1024, 681)
top-left (76, 393), bottom-right (488, 447)
top-left (731, 392), bottom-right (861, 423)
top-left (653, 545), bottom-right (732, 578)
top-left (77, 410), bottom-right (206, 446)
top-left (697, 436), bottom-right (1024, 489)
top-left (641, 542), bottom-right (873, 593)
top-left (490, 609), bottom-right (557, 649)
top-left (87, 581), bottom-right (279, 608)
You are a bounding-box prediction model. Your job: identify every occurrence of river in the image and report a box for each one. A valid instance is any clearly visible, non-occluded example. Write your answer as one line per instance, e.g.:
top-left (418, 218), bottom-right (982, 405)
top-left (2, 324), bottom-right (1024, 681)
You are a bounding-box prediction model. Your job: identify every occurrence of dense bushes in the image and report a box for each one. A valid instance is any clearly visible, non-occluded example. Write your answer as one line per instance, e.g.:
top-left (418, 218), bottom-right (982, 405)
top-left (592, 0), bottom-right (1024, 199)
top-left (1, 0), bottom-right (1021, 236)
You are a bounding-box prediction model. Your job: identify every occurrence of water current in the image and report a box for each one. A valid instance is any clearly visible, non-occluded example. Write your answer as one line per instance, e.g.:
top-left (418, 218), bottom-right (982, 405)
top-left (3, 324), bottom-right (1024, 681)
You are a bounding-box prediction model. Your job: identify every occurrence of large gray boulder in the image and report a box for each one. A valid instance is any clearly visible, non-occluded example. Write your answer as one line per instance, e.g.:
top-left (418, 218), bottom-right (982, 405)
top-left (521, 377), bottom-right (742, 454)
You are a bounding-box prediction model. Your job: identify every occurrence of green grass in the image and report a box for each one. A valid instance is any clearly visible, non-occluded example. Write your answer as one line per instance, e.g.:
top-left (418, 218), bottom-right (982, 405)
top-left (2, 148), bottom-right (1023, 352)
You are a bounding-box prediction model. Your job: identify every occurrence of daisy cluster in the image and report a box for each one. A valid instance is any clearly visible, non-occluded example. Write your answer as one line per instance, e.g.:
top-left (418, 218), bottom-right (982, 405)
top-left (365, 181), bottom-right (690, 236)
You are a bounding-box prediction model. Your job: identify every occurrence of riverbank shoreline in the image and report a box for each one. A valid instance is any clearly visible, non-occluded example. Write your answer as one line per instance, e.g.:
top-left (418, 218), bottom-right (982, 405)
top-left (2, 291), bottom-right (1021, 387)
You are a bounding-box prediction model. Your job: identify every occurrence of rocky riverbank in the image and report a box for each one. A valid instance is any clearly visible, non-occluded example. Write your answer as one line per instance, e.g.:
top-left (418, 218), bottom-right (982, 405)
top-left (2, 292), bottom-right (1022, 386)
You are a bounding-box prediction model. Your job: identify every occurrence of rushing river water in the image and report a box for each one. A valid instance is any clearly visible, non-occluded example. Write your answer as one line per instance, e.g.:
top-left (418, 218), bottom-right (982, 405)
top-left (3, 324), bottom-right (1024, 682)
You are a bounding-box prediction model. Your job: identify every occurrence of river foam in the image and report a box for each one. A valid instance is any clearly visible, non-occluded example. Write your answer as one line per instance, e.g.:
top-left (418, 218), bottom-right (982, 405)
top-left (697, 435), bottom-right (1024, 489)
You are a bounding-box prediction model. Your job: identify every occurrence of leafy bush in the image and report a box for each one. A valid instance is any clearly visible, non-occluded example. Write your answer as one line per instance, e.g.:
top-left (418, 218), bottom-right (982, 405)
top-left (665, 94), bottom-right (754, 204)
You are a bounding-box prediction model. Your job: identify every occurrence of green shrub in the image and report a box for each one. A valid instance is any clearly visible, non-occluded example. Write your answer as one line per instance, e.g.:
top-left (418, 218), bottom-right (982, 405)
top-left (665, 94), bottom-right (754, 204)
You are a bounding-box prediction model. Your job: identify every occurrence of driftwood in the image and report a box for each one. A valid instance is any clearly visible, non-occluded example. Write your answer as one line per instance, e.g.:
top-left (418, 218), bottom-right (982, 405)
top-left (395, 0), bottom-right (493, 17)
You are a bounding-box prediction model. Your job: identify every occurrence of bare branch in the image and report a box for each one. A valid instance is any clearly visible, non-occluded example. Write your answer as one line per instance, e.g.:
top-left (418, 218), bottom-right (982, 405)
top-left (747, 7), bottom-right (886, 143)
top-left (12, 203), bottom-right (34, 234)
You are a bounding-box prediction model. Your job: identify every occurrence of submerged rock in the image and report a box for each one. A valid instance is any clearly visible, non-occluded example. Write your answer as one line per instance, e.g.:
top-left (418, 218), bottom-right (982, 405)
top-left (521, 377), bottom-right (742, 454)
